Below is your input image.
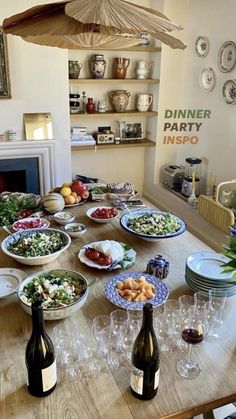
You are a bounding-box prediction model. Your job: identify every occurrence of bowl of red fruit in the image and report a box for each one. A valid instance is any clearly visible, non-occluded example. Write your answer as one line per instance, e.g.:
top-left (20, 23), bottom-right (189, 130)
top-left (12, 217), bottom-right (50, 232)
top-left (86, 206), bottom-right (119, 223)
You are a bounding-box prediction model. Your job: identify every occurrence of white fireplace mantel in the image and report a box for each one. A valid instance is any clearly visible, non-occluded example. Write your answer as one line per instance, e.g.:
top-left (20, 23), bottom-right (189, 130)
top-left (0, 140), bottom-right (55, 195)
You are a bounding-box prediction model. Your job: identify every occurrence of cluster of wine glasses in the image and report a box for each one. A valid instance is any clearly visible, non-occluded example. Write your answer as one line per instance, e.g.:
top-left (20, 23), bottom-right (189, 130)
top-left (153, 289), bottom-right (227, 379)
top-left (53, 308), bottom-right (143, 382)
top-left (52, 288), bottom-right (227, 382)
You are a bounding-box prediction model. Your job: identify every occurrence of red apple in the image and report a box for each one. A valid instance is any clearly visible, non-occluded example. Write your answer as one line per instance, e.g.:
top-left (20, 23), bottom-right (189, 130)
top-left (71, 181), bottom-right (86, 195)
top-left (81, 189), bottom-right (90, 200)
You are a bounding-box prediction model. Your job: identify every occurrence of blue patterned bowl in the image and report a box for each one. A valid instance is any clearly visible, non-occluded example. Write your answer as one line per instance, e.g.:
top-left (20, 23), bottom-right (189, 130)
top-left (120, 209), bottom-right (185, 242)
top-left (104, 271), bottom-right (169, 310)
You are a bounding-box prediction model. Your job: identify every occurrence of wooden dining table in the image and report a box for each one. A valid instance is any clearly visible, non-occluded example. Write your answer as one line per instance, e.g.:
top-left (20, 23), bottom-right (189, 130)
top-left (0, 199), bottom-right (235, 419)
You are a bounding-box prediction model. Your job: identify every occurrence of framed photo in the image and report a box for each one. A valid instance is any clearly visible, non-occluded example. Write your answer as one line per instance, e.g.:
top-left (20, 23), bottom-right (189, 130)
top-left (120, 121), bottom-right (144, 141)
top-left (0, 30), bottom-right (11, 99)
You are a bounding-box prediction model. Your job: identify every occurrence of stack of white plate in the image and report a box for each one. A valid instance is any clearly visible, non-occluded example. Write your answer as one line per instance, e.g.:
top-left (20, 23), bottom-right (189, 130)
top-left (185, 252), bottom-right (236, 297)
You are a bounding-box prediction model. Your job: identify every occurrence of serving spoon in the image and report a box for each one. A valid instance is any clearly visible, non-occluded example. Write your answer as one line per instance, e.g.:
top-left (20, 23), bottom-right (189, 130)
top-left (2, 226), bottom-right (14, 236)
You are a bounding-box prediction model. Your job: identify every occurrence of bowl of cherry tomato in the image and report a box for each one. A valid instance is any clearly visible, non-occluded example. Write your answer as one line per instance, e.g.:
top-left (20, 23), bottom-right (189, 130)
top-left (86, 206), bottom-right (119, 223)
top-left (12, 217), bottom-right (50, 232)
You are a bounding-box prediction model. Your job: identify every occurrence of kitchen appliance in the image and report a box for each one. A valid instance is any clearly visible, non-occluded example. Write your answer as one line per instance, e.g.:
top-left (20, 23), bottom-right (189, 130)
top-left (161, 165), bottom-right (185, 190)
top-left (181, 157), bottom-right (202, 197)
top-left (94, 131), bottom-right (115, 144)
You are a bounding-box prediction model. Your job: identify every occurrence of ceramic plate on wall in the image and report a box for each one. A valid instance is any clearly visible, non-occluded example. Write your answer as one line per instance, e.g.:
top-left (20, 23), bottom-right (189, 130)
top-left (222, 79), bottom-right (236, 104)
top-left (199, 67), bottom-right (215, 91)
top-left (218, 41), bottom-right (236, 72)
top-left (195, 36), bottom-right (209, 57)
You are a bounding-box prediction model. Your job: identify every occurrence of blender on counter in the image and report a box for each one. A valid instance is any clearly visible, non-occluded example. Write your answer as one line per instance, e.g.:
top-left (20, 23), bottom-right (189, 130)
top-left (181, 157), bottom-right (202, 197)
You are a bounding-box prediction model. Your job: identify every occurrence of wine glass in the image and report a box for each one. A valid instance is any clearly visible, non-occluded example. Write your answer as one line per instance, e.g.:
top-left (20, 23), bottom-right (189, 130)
top-left (176, 311), bottom-right (208, 379)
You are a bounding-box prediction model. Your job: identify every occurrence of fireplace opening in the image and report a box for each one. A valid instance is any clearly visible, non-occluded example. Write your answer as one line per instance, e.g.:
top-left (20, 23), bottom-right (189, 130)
top-left (0, 158), bottom-right (40, 195)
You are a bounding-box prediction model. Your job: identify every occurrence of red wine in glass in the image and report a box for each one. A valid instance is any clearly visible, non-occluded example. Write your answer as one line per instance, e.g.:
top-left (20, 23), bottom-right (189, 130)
top-left (182, 328), bottom-right (204, 345)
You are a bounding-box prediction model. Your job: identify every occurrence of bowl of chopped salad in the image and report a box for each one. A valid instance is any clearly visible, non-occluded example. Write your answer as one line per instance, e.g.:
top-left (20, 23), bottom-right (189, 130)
top-left (120, 209), bottom-right (185, 242)
top-left (1, 228), bottom-right (71, 265)
top-left (18, 269), bottom-right (88, 320)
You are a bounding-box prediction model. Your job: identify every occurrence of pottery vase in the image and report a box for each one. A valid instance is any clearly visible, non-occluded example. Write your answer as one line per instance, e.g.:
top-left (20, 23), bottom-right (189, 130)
top-left (109, 90), bottom-right (131, 112)
top-left (86, 98), bottom-right (96, 113)
top-left (113, 57), bottom-right (130, 79)
top-left (136, 61), bottom-right (152, 79)
top-left (97, 100), bottom-right (107, 113)
top-left (68, 61), bottom-right (82, 79)
top-left (90, 54), bottom-right (106, 79)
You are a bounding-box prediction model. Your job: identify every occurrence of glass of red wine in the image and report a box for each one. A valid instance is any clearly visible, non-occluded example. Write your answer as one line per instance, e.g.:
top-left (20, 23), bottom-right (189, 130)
top-left (176, 311), bottom-right (208, 379)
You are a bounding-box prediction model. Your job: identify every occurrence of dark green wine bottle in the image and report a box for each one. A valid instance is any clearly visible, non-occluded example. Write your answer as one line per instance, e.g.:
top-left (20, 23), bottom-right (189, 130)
top-left (130, 303), bottom-right (160, 400)
top-left (26, 300), bottom-right (57, 397)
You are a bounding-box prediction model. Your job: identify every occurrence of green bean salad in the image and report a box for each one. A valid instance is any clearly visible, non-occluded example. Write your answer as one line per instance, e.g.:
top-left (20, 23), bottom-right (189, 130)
top-left (21, 272), bottom-right (83, 308)
top-left (127, 212), bottom-right (181, 236)
top-left (8, 231), bottom-right (67, 257)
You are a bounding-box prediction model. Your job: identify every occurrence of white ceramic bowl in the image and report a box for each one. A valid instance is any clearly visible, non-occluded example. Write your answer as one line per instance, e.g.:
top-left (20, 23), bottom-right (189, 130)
top-left (12, 217), bottom-right (50, 232)
top-left (17, 269), bottom-right (88, 320)
top-left (53, 211), bottom-right (75, 225)
top-left (86, 206), bottom-right (119, 223)
top-left (64, 222), bottom-right (87, 238)
top-left (1, 228), bottom-right (71, 266)
top-left (120, 209), bottom-right (186, 242)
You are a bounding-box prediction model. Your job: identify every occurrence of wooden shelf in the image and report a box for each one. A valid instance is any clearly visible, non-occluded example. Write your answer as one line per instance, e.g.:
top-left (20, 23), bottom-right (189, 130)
top-left (73, 46), bottom-right (161, 52)
top-left (71, 138), bottom-right (155, 151)
top-left (69, 78), bottom-right (160, 84)
top-left (70, 110), bottom-right (158, 118)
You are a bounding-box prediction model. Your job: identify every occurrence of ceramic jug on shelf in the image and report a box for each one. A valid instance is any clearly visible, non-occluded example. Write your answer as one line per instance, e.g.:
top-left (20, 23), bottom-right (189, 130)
top-left (90, 54), bottom-right (106, 79)
top-left (137, 93), bottom-right (153, 112)
top-left (97, 100), bottom-right (107, 113)
top-left (68, 61), bottom-right (82, 79)
top-left (113, 57), bottom-right (130, 79)
top-left (109, 90), bottom-right (131, 112)
top-left (136, 61), bottom-right (152, 79)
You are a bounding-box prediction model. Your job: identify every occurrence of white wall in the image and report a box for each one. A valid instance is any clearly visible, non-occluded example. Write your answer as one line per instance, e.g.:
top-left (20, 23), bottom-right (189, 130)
top-left (144, 0), bottom-right (236, 200)
top-left (0, 1), bottom-right (71, 188)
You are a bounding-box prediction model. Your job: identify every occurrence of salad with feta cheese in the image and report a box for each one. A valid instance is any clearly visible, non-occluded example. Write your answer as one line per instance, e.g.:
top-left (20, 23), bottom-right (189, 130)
top-left (7, 231), bottom-right (67, 257)
top-left (127, 212), bottom-right (181, 236)
top-left (21, 272), bottom-right (84, 308)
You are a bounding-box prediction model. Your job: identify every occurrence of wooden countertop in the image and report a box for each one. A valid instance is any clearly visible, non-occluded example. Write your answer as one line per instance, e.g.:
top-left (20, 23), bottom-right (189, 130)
top-left (0, 199), bottom-right (235, 419)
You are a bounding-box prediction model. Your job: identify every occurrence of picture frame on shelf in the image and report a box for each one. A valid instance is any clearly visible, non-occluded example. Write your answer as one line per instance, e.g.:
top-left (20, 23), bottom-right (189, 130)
top-left (119, 121), bottom-right (144, 141)
top-left (0, 30), bottom-right (11, 99)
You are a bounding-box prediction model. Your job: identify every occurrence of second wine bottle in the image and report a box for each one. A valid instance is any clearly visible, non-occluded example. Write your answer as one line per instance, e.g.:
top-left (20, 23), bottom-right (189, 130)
top-left (130, 303), bottom-right (160, 400)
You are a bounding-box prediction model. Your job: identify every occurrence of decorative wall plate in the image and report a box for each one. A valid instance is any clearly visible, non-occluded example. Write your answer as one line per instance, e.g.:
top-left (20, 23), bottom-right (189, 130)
top-left (199, 67), bottom-right (215, 91)
top-left (195, 36), bottom-right (209, 57)
top-left (218, 41), bottom-right (236, 72)
top-left (222, 79), bottom-right (236, 104)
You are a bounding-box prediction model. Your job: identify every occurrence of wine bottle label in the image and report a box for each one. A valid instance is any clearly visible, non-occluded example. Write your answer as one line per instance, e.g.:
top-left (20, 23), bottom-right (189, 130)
top-left (154, 369), bottom-right (160, 390)
top-left (130, 367), bottom-right (160, 395)
top-left (42, 360), bottom-right (57, 392)
top-left (130, 366), bottom-right (144, 395)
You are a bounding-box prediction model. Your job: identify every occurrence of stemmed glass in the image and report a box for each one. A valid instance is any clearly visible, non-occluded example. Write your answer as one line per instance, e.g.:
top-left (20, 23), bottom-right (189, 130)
top-left (176, 311), bottom-right (208, 379)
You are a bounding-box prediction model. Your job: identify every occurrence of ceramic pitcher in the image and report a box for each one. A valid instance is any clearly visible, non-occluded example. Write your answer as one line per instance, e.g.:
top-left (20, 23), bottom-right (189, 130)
top-left (109, 90), bottom-right (131, 112)
top-left (113, 57), bottom-right (130, 79)
top-left (137, 93), bottom-right (153, 112)
top-left (136, 61), bottom-right (152, 79)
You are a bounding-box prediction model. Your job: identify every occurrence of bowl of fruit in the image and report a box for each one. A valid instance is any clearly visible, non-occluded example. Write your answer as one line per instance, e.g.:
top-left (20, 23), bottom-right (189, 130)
top-left (86, 206), bottom-right (119, 223)
top-left (50, 180), bottom-right (90, 207)
top-left (12, 217), bottom-right (50, 232)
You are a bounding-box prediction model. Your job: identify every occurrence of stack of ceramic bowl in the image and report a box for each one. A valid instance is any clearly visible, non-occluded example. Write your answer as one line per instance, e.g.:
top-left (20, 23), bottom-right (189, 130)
top-left (185, 252), bottom-right (236, 297)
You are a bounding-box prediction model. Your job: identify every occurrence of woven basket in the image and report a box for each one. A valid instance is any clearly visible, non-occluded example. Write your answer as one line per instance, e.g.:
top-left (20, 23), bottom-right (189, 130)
top-left (197, 180), bottom-right (236, 233)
